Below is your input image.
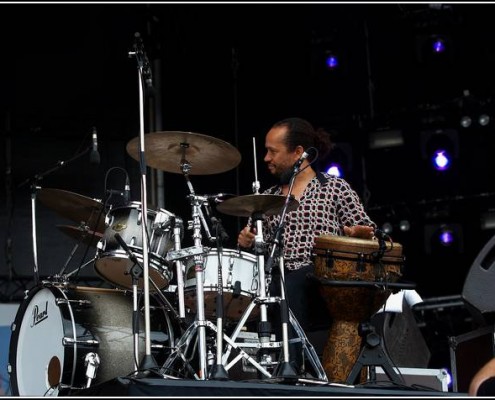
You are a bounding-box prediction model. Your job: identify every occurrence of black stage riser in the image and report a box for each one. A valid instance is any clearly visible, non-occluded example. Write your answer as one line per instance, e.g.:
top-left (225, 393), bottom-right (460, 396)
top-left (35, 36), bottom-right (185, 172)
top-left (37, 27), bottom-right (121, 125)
top-left (73, 377), bottom-right (465, 397)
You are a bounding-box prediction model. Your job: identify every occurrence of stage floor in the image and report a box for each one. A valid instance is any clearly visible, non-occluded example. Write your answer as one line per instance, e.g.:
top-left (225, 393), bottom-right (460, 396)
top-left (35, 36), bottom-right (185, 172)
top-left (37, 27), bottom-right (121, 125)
top-left (71, 376), bottom-right (466, 397)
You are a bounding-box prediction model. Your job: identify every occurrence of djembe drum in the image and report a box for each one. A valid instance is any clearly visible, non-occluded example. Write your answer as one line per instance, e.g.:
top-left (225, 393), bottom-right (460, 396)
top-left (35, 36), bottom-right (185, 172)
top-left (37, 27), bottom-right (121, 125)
top-left (313, 235), bottom-right (404, 383)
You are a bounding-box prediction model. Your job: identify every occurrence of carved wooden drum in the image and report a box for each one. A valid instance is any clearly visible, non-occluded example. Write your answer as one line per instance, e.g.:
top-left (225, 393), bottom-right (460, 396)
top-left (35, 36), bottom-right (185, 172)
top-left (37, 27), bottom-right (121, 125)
top-left (313, 235), bottom-right (404, 383)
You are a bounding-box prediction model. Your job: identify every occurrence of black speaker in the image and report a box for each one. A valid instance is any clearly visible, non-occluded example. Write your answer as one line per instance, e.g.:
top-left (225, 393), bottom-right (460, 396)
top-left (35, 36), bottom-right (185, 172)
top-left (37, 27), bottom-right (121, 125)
top-left (372, 299), bottom-right (431, 369)
top-left (462, 234), bottom-right (495, 314)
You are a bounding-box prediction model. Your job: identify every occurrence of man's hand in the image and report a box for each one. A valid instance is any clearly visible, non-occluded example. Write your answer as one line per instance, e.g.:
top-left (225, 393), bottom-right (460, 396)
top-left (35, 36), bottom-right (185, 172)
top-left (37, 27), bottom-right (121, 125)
top-left (238, 225), bottom-right (256, 248)
top-left (343, 225), bottom-right (375, 240)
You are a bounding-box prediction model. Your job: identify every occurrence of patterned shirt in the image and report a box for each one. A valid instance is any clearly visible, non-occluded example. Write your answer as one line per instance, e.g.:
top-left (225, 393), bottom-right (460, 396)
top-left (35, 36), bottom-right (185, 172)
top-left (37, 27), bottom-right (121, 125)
top-left (260, 172), bottom-right (376, 271)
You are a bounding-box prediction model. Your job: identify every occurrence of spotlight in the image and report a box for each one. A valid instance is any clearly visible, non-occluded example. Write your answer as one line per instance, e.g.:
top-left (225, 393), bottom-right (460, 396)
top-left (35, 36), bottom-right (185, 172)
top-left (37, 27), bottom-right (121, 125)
top-left (327, 163), bottom-right (343, 177)
top-left (431, 36), bottom-right (446, 53)
top-left (382, 222), bottom-right (394, 235)
top-left (432, 150), bottom-right (451, 171)
top-left (438, 226), bottom-right (455, 246)
top-left (479, 114), bottom-right (491, 126)
top-left (421, 129), bottom-right (458, 171)
top-left (460, 115), bottom-right (472, 128)
top-left (324, 51), bottom-right (339, 70)
top-left (399, 220), bottom-right (411, 232)
top-left (424, 223), bottom-right (463, 254)
top-left (325, 142), bottom-right (352, 178)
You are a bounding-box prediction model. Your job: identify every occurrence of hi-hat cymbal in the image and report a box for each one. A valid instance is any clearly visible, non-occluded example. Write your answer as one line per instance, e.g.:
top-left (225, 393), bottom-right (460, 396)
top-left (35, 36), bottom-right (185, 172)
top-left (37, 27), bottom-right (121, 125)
top-left (126, 131), bottom-right (242, 175)
top-left (57, 225), bottom-right (103, 247)
top-left (216, 194), bottom-right (300, 217)
top-left (38, 188), bottom-right (106, 233)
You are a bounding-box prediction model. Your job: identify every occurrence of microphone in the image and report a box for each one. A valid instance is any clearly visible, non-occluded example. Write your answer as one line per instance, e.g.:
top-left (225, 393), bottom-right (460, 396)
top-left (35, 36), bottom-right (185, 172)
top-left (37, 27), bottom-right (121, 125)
top-left (292, 148), bottom-right (311, 173)
top-left (90, 127), bottom-right (100, 165)
top-left (132, 32), bottom-right (153, 89)
top-left (123, 176), bottom-right (131, 204)
top-left (211, 216), bottom-right (230, 243)
top-left (279, 147), bottom-right (315, 184)
top-left (203, 193), bottom-right (234, 204)
top-left (374, 228), bottom-right (390, 241)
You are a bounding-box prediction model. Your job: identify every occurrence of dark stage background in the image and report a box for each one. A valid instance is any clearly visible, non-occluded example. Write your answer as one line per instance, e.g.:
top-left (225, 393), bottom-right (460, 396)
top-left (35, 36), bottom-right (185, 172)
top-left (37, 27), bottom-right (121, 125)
top-left (2, 2), bottom-right (495, 390)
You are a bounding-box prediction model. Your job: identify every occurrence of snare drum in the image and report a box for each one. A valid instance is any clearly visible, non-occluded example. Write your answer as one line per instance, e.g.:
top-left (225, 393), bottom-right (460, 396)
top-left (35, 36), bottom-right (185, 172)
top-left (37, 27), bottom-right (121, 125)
top-left (95, 202), bottom-right (175, 290)
top-left (8, 282), bottom-right (178, 396)
top-left (184, 248), bottom-right (259, 322)
top-left (313, 235), bottom-right (404, 383)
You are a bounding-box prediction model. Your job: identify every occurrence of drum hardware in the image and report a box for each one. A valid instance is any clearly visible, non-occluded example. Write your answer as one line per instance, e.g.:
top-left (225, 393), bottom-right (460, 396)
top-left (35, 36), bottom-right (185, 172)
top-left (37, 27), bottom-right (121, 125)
top-left (37, 188), bottom-right (106, 235)
top-left (16, 140), bottom-right (103, 286)
top-left (171, 217), bottom-right (187, 321)
top-left (262, 151), bottom-right (310, 380)
top-left (114, 231), bottom-right (159, 372)
top-left (344, 233), bottom-right (409, 386)
top-left (211, 145), bottom-right (326, 383)
top-left (57, 225), bottom-right (103, 248)
top-left (9, 282), bottom-right (179, 396)
top-left (313, 234), bottom-right (405, 383)
top-left (94, 202), bottom-right (175, 291)
top-left (126, 131), bottom-right (242, 176)
top-left (125, 112), bottom-right (243, 374)
top-left (125, 124), bottom-right (242, 376)
top-left (84, 353), bottom-right (100, 388)
top-left (345, 321), bottom-right (403, 385)
top-left (128, 34), bottom-right (159, 374)
top-left (206, 209), bottom-right (231, 380)
top-left (55, 223), bottom-right (103, 278)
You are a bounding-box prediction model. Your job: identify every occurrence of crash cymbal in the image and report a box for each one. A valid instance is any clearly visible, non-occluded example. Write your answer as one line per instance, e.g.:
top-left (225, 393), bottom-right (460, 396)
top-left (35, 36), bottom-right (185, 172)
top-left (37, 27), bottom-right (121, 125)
top-left (126, 131), bottom-right (241, 175)
top-left (57, 225), bottom-right (103, 247)
top-left (38, 188), bottom-right (106, 233)
top-left (216, 194), bottom-right (300, 217)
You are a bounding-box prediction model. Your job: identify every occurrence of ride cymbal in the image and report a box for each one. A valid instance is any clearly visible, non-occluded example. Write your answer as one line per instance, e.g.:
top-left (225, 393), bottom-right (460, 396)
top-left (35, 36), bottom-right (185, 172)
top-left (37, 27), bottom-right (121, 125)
top-left (57, 225), bottom-right (103, 247)
top-left (216, 194), bottom-right (299, 217)
top-left (38, 188), bottom-right (106, 233)
top-left (126, 131), bottom-right (242, 175)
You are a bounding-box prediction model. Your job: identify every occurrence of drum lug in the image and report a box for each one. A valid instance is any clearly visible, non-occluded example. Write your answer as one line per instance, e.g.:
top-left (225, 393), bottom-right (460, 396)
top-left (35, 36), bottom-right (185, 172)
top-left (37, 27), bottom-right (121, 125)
top-left (356, 253), bottom-right (366, 272)
top-left (325, 250), bottom-right (334, 269)
top-left (56, 298), bottom-right (92, 308)
top-left (63, 337), bottom-right (99, 346)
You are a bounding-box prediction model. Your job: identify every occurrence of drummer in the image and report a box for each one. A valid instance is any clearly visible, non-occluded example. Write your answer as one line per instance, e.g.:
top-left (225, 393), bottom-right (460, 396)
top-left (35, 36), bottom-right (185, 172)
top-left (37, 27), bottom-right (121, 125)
top-left (237, 117), bottom-right (377, 356)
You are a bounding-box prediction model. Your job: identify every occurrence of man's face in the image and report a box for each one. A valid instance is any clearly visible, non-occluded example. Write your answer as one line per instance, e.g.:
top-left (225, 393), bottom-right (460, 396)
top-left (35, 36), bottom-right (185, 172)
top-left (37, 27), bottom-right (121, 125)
top-left (264, 126), bottom-right (299, 178)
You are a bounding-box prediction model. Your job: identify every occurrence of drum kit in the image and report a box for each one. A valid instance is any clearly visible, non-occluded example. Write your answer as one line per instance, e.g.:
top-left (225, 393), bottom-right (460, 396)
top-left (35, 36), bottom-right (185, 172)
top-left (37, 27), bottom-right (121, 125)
top-left (9, 129), bottom-right (344, 396)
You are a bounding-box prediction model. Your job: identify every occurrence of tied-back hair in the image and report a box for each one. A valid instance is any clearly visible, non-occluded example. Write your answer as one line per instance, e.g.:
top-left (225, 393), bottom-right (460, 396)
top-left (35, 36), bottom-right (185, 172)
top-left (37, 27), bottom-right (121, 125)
top-left (272, 117), bottom-right (334, 162)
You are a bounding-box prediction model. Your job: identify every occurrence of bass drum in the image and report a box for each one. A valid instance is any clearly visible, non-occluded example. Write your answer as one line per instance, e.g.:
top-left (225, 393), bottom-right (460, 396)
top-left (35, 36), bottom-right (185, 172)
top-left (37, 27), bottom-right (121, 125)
top-left (8, 282), bottom-right (179, 396)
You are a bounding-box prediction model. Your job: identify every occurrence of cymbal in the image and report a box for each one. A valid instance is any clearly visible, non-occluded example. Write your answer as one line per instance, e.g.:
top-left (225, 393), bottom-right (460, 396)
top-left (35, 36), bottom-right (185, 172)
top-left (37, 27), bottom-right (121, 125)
top-left (126, 131), bottom-right (241, 175)
top-left (38, 188), bottom-right (106, 233)
top-left (57, 225), bottom-right (103, 247)
top-left (216, 194), bottom-right (300, 217)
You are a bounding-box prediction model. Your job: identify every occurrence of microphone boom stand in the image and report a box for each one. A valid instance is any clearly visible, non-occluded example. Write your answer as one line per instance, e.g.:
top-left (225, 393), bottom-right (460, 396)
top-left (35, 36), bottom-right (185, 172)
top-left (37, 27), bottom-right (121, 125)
top-left (128, 39), bottom-right (156, 372)
top-left (265, 166), bottom-right (299, 379)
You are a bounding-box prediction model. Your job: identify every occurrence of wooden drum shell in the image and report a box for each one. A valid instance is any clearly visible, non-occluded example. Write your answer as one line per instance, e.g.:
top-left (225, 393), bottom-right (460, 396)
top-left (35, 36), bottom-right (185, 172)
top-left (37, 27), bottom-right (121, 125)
top-left (313, 235), bottom-right (404, 383)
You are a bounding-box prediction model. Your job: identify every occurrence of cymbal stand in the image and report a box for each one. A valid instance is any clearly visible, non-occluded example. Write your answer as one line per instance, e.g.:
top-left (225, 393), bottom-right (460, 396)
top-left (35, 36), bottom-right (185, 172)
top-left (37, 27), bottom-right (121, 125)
top-left (204, 200), bottom-right (229, 380)
top-left (17, 144), bottom-right (95, 287)
top-left (179, 155), bottom-right (210, 380)
top-left (251, 137), bottom-right (260, 194)
top-left (172, 217), bottom-right (187, 320)
top-left (128, 32), bottom-right (156, 371)
top-left (163, 191), bottom-right (232, 380)
top-left (249, 137), bottom-right (273, 362)
top-left (57, 222), bottom-right (98, 277)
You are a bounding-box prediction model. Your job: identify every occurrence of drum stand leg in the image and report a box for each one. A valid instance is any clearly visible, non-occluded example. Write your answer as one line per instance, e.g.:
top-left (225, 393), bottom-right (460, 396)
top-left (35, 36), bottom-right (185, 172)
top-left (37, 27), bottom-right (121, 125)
top-left (345, 321), bottom-right (403, 385)
top-left (217, 295), bottom-right (327, 382)
top-left (131, 263), bottom-right (143, 372)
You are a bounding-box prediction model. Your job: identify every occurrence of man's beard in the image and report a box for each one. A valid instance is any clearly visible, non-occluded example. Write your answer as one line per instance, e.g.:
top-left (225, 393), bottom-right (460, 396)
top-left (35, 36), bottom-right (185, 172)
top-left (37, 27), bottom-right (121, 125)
top-left (278, 168), bottom-right (293, 185)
